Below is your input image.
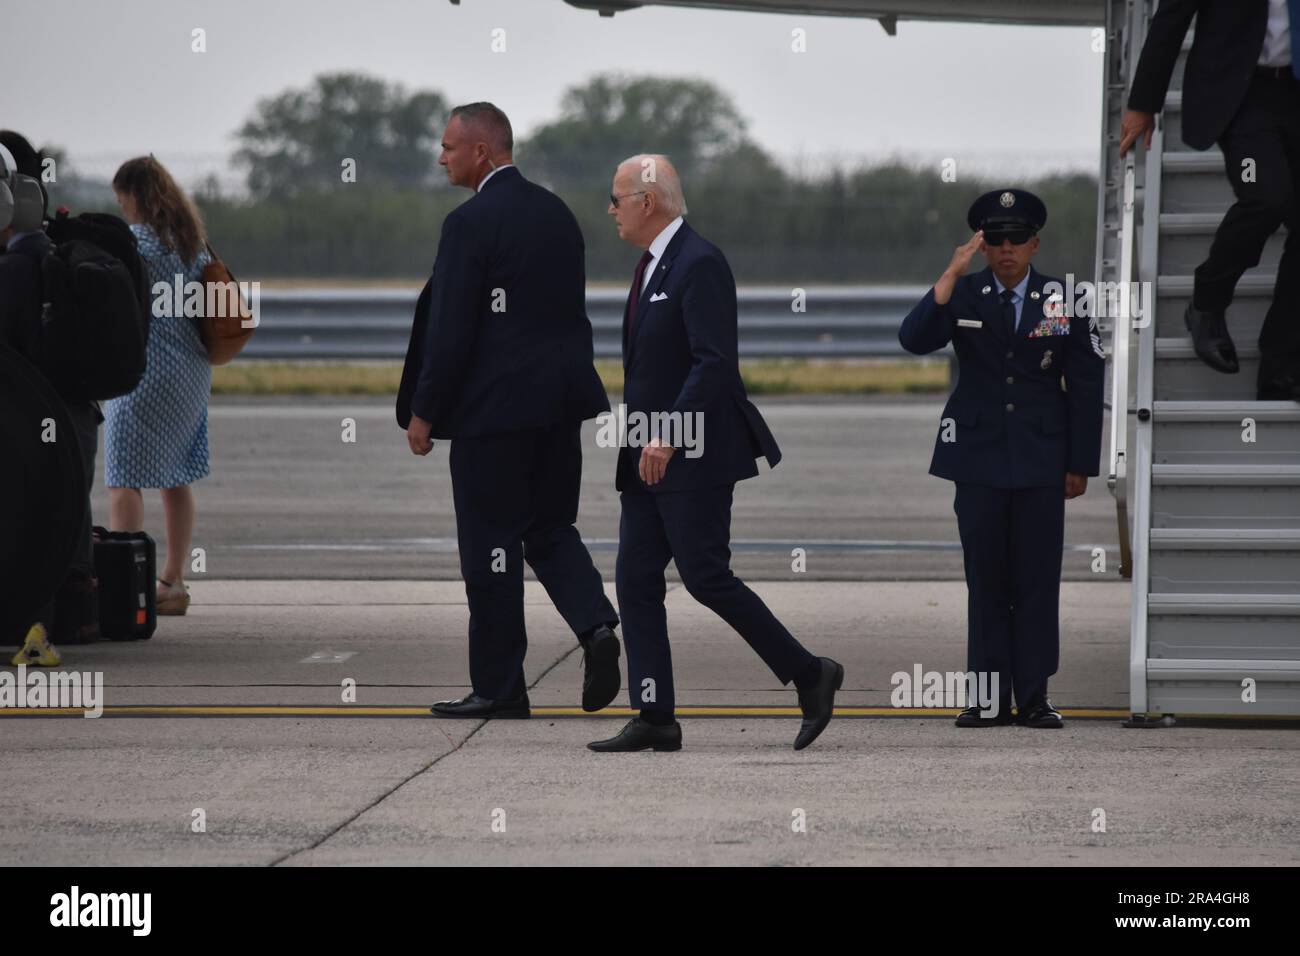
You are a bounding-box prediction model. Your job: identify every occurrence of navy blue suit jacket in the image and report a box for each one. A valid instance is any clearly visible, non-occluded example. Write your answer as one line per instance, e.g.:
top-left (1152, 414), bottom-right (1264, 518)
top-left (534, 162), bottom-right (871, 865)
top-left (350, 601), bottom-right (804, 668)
top-left (899, 264), bottom-right (1105, 489)
top-left (396, 166), bottom-right (609, 438)
top-left (1127, 0), bottom-right (1274, 151)
top-left (617, 220), bottom-right (781, 494)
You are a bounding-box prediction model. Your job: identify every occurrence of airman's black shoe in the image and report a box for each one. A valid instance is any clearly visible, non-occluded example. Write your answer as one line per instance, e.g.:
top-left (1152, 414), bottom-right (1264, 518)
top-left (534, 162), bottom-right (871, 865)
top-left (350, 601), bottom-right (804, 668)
top-left (955, 704), bottom-right (1015, 727)
top-left (1017, 697), bottom-right (1064, 728)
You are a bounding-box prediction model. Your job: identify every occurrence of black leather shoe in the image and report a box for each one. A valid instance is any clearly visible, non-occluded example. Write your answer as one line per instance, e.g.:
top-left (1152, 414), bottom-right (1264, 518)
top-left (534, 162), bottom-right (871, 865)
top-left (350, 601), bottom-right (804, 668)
top-left (1017, 697), bottom-right (1064, 728)
top-left (794, 657), bottom-right (844, 751)
top-left (1184, 303), bottom-right (1239, 373)
top-left (587, 718), bottom-right (682, 752)
top-left (954, 703), bottom-right (1015, 727)
top-left (579, 624), bottom-right (621, 713)
top-left (429, 692), bottom-right (530, 719)
top-left (1257, 373), bottom-right (1300, 402)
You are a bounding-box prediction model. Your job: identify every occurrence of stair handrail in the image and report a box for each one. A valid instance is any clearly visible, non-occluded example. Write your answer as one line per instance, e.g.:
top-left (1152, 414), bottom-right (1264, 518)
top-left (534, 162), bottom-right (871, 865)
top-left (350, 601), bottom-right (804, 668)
top-left (1108, 155), bottom-right (1138, 579)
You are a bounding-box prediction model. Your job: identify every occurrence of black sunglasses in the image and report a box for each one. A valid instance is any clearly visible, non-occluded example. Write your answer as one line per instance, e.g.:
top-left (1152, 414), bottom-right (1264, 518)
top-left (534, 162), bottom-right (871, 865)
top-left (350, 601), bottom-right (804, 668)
top-left (610, 190), bottom-right (647, 208)
top-left (983, 229), bottom-right (1035, 246)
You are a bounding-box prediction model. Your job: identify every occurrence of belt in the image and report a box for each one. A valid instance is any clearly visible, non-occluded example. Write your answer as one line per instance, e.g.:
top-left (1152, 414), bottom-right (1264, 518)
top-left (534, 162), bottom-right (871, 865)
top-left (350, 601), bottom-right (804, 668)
top-left (1255, 64), bottom-right (1296, 80)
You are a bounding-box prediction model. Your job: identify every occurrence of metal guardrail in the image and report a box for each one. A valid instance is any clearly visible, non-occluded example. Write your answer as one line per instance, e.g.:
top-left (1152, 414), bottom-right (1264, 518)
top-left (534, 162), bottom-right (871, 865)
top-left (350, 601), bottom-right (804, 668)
top-left (238, 286), bottom-right (935, 361)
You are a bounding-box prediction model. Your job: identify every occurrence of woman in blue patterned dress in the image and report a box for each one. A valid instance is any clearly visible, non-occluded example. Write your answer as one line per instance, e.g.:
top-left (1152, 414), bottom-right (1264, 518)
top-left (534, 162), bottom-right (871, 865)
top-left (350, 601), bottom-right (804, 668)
top-left (104, 156), bottom-right (212, 615)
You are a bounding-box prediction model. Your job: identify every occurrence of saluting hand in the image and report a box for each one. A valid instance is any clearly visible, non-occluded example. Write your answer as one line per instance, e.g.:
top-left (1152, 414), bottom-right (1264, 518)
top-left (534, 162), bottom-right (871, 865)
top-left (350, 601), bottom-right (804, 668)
top-left (1065, 473), bottom-right (1088, 499)
top-left (934, 231), bottom-right (984, 305)
top-left (639, 437), bottom-right (676, 486)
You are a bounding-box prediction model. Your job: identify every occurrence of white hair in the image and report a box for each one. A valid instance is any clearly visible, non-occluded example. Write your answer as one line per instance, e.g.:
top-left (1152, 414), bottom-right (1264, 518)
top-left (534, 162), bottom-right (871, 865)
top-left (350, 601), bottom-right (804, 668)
top-left (619, 153), bottom-right (688, 217)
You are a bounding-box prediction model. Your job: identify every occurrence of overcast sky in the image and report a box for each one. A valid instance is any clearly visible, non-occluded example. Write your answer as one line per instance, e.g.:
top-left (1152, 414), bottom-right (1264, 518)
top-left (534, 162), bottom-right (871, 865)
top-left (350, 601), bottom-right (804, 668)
top-left (2, 0), bottom-right (1105, 190)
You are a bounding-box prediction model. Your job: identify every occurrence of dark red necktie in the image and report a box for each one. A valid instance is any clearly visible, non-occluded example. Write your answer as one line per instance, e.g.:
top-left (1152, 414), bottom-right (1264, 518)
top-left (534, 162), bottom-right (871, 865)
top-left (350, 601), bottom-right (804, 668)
top-left (624, 250), bottom-right (654, 343)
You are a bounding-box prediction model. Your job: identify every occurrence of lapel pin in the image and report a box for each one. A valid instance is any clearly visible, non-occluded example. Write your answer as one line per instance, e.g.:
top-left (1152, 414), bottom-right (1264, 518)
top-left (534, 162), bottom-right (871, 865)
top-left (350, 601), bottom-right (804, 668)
top-left (1041, 349), bottom-right (1053, 370)
top-left (981, 285), bottom-right (991, 294)
top-left (1029, 290), bottom-right (1040, 300)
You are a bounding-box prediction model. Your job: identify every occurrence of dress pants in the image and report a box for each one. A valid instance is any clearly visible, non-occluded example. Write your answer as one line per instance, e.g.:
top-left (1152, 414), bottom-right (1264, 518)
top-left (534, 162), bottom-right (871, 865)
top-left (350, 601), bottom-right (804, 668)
top-left (448, 420), bottom-right (617, 700)
top-left (1194, 71), bottom-right (1300, 382)
top-left (616, 482), bottom-right (815, 716)
top-left (37, 398), bottom-right (101, 634)
top-left (953, 482), bottom-right (1065, 710)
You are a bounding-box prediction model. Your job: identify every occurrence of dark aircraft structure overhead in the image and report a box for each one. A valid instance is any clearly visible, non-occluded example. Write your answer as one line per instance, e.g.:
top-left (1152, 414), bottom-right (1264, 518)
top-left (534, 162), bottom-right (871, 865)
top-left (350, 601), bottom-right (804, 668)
top-left (560, 0), bottom-right (1105, 28)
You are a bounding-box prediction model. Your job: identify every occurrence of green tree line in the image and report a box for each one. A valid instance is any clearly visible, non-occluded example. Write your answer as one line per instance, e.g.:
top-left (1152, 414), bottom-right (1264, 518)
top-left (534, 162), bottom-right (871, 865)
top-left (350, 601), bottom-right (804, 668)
top-left (57, 72), bottom-right (1100, 283)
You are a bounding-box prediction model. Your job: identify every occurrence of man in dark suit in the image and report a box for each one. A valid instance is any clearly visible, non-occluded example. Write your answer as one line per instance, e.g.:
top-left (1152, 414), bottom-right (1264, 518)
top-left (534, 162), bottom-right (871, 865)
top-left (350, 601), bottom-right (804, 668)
top-left (1121, 0), bottom-right (1299, 399)
top-left (397, 103), bottom-right (621, 719)
top-left (899, 190), bottom-right (1105, 728)
top-left (587, 153), bottom-right (842, 753)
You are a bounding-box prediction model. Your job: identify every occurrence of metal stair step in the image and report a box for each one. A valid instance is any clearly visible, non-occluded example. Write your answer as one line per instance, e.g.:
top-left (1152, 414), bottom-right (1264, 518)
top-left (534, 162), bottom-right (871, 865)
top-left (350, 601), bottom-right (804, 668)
top-left (1154, 339), bottom-right (1261, 400)
top-left (1155, 279), bottom-right (1275, 338)
top-left (1159, 211), bottom-right (1223, 233)
top-left (1148, 528), bottom-right (1300, 594)
top-left (1150, 528), bottom-right (1300, 549)
top-left (1146, 610), bottom-right (1300, 713)
top-left (1158, 274), bottom-right (1276, 297)
top-left (1162, 152), bottom-right (1224, 174)
top-left (1152, 464), bottom-right (1300, 485)
top-left (1147, 660), bottom-right (1300, 679)
top-left (1155, 339), bottom-right (1261, 359)
top-left (1148, 592), bottom-right (1300, 613)
top-left (1158, 213), bottom-right (1287, 273)
top-left (1164, 214), bottom-right (1284, 274)
top-left (1153, 399), bottom-right (1300, 420)
top-left (1150, 465), bottom-right (1300, 529)
top-left (1159, 152), bottom-right (1235, 212)
top-left (1161, 92), bottom-right (1203, 154)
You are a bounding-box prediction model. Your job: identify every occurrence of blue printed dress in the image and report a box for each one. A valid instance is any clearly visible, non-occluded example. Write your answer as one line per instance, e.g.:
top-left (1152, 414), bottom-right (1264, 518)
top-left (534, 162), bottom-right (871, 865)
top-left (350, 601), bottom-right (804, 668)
top-left (103, 224), bottom-right (213, 488)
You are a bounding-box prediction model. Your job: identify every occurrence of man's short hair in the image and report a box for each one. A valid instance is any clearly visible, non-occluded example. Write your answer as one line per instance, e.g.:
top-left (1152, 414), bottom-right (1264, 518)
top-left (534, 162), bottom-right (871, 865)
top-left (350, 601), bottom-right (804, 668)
top-left (620, 154), bottom-right (688, 218)
top-left (449, 102), bottom-right (513, 154)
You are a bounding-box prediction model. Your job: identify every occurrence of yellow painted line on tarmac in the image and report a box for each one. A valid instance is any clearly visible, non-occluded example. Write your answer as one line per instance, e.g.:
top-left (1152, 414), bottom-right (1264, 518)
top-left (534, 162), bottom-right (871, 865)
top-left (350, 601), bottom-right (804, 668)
top-left (0, 703), bottom-right (1238, 720)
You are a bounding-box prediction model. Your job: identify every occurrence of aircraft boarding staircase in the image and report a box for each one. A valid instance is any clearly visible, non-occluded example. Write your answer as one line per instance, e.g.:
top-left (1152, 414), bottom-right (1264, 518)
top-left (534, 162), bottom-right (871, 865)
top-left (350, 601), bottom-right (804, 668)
top-left (1100, 0), bottom-right (1300, 723)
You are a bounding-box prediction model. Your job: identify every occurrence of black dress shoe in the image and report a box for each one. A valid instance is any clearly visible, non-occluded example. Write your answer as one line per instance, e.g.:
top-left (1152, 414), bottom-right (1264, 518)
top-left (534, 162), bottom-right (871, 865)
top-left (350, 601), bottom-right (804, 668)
top-left (1184, 303), bottom-right (1239, 373)
top-left (579, 624), bottom-right (622, 713)
top-left (954, 703), bottom-right (1015, 727)
top-left (1017, 697), bottom-right (1064, 728)
top-left (794, 657), bottom-right (844, 751)
top-left (587, 718), bottom-right (682, 752)
top-left (429, 692), bottom-right (530, 719)
top-left (1257, 373), bottom-right (1300, 402)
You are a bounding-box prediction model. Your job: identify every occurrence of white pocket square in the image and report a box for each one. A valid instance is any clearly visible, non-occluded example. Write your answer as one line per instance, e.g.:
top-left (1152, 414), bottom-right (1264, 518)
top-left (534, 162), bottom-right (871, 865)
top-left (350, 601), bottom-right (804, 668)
top-left (650, 292), bottom-right (668, 302)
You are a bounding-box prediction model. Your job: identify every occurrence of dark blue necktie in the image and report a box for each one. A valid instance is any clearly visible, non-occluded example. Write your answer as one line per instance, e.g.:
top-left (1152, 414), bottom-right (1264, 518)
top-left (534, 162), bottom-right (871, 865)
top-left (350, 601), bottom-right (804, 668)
top-left (1000, 288), bottom-right (1017, 337)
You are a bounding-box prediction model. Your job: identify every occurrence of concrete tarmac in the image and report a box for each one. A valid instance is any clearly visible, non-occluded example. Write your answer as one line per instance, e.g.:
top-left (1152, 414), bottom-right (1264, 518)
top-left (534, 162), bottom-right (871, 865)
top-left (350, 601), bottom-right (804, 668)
top-left (87, 396), bottom-right (1122, 581)
top-left (11, 396), bottom-right (1291, 867)
top-left (2, 579), bottom-right (1297, 866)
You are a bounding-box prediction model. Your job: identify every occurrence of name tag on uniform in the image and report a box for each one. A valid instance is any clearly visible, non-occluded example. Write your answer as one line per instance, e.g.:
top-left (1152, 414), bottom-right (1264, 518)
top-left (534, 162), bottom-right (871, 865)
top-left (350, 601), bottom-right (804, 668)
top-left (957, 318), bottom-right (983, 328)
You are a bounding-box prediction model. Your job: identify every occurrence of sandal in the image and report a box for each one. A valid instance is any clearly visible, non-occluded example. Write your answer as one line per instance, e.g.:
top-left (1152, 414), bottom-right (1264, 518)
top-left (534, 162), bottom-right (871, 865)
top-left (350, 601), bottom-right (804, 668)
top-left (156, 578), bottom-right (191, 616)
